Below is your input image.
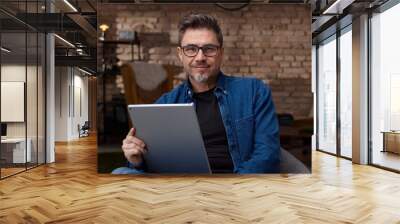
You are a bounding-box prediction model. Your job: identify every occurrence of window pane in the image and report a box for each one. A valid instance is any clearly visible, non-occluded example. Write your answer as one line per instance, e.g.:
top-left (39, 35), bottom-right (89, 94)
top-left (340, 28), bottom-right (352, 158)
top-left (371, 3), bottom-right (400, 171)
top-left (318, 36), bottom-right (337, 154)
top-left (1, 31), bottom-right (28, 177)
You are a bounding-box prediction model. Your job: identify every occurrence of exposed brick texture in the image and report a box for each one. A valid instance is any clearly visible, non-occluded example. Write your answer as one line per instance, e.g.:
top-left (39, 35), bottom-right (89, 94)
top-left (99, 4), bottom-right (312, 118)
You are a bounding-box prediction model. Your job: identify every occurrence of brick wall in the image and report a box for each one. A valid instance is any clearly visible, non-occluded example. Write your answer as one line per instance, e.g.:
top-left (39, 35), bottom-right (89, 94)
top-left (99, 4), bottom-right (312, 118)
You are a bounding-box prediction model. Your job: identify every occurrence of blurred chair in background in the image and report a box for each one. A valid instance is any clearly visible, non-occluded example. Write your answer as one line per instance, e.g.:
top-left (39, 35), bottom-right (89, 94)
top-left (120, 62), bottom-right (182, 104)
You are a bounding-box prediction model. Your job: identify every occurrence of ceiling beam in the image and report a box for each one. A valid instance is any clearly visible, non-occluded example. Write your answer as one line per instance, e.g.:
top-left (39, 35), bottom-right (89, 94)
top-left (67, 13), bottom-right (97, 39)
top-left (55, 55), bottom-right (96, 71)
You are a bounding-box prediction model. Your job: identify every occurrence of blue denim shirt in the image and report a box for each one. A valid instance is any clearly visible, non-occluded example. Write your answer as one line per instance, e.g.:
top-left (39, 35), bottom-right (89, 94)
top-left (148, 72), bottom-right (280, 173)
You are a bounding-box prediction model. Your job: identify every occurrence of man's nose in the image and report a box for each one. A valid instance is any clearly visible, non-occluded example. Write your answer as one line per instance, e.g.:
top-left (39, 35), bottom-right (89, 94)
top-left (194, 49), bottom-right (207, 61)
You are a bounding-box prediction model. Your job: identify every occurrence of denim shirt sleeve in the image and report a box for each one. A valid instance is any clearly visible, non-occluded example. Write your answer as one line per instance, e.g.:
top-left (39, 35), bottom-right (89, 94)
top-left (237, 80), bottom-right (280, 173)
top-left (126, 160), bottom-right (146, 171)
top-left (155, 93), bottom-right (168, 104)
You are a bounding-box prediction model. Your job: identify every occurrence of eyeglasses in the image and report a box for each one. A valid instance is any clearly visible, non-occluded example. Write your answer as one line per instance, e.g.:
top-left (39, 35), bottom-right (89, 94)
top-left (180, 44), bottom-right (220, 57)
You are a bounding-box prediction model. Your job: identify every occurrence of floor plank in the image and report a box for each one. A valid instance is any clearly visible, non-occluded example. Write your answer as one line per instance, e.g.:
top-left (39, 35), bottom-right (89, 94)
top-left (0, 135), bottom-right (400, 223)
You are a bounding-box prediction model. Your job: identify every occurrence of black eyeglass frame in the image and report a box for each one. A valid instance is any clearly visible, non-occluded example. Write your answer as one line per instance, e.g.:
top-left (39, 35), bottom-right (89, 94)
top-left (179, 44), bottom-right (221, 57)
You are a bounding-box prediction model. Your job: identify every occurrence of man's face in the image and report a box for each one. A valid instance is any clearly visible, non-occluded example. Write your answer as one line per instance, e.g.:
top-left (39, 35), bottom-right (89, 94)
top-left (177, 28), bottom-right (224, 84)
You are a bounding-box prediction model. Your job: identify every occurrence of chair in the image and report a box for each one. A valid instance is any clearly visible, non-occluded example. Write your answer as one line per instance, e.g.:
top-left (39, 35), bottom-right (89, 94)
top-left (280, 147), bottom-right (310, 173)
top-left (78, 121), bottom-right (90, 138)
top-left (120, 62), bottom-right (181, 105)
top-left (277, 113), bottom-right (294, 126)
top-left (278, 113), bottom-right (313, 160)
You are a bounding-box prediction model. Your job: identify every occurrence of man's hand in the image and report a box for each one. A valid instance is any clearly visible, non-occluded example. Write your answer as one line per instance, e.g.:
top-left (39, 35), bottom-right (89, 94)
top-left (122, 128), bottom-right (147, 167)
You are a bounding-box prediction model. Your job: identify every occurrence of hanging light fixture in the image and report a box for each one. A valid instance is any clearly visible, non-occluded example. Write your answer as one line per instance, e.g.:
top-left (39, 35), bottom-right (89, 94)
top-left (99, 24), bottom-right (110, 41)
top-left (99, 24), bottom-right (110, 32)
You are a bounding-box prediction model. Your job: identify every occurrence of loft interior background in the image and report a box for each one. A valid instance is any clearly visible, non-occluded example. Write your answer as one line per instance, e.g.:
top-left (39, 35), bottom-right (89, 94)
top-left (97, 3), bottom-right (313, 173)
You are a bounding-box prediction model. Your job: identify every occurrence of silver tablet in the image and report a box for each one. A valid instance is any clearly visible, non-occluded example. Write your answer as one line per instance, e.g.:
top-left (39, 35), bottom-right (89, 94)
top-left (127, 103), bottom-right (211, 174)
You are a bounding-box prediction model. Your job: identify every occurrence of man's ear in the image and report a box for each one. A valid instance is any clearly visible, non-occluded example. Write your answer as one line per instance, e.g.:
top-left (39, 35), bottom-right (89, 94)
top-left (177, 46), bottom-right (183, 62)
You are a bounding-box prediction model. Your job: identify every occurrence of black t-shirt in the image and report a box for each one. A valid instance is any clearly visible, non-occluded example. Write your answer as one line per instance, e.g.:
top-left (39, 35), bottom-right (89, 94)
top-left (193, 88), bottom-right (234, 173)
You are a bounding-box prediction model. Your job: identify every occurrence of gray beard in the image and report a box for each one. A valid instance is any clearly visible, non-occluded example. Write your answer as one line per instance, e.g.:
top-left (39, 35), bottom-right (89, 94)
top-left (189, 73), bottom-right (208, 83)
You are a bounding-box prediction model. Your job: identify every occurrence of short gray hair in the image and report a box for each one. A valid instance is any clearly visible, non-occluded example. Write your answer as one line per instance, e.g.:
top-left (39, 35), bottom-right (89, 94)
top-left (178, 13), bottom-right (223, 46)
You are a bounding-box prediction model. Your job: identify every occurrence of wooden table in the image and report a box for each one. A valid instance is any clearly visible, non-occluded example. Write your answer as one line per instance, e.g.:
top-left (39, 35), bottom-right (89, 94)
top-left (0, 138), bottom-right (31, 163)
top-left (381, 131), bottom-right (400, 154)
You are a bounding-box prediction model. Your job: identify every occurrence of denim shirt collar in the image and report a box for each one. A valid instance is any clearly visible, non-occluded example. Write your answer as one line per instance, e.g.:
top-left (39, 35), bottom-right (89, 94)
top-left (184, 71), bottom-right (228, 99)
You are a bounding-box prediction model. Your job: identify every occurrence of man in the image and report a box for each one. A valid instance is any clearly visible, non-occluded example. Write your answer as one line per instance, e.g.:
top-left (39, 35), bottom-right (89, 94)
top-left (113, 13), bottom-right (280, 174)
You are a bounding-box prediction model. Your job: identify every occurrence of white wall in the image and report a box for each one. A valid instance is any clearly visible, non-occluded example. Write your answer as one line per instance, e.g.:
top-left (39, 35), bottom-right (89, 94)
top-left (72, 73), bottom-right (89, 138)
top-left (1, 65), bottom-right (27, 149)
top-left (1, 65), bottom-right (39, 137)
top-left (55, 66), bottom-right (69, 141)
top-left (54, 67), bottom-right (89, 141)
top-left (1, 82), bottom-right (25, 122)
top-left (1, 64), bottom-right (46, 164)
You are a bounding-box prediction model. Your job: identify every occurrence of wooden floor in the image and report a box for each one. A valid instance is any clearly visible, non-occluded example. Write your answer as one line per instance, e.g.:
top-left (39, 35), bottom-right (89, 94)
top-left (1, 135), bottom-right (400, 223)
top-left (1, 167), bottom-right (26, 178)
top-left (1, 164), bottom-right (45, 178)
top-left (372, 150), bottom-right (400, 171)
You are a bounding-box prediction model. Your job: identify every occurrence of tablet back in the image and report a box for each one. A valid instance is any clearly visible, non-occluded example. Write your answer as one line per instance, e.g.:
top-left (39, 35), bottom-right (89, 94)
top-left (128, 103), bottom-right (211, 173)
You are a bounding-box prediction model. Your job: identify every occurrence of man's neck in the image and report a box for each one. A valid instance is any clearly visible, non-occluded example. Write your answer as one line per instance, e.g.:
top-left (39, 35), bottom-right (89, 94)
top-left (189, 74), bottom-right (218, 93)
